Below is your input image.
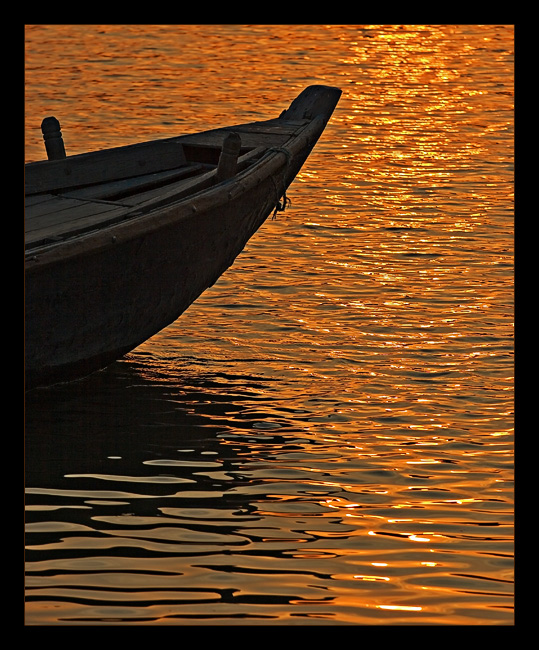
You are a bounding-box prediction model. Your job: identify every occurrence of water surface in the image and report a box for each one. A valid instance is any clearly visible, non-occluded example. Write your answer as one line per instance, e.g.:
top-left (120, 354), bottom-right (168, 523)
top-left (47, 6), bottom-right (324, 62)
top-left (25, 24), bottom-right (514, 625)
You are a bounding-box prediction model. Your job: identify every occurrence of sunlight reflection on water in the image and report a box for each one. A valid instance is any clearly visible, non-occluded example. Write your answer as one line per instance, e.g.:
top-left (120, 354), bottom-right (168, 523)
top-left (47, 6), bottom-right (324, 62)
top-left (25, 24), bottom-right (513, 626)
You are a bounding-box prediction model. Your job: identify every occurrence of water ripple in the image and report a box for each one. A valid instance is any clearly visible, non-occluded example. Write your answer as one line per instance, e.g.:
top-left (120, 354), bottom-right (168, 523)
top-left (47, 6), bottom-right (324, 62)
top-left (25, 24), bottom-right (513, 626)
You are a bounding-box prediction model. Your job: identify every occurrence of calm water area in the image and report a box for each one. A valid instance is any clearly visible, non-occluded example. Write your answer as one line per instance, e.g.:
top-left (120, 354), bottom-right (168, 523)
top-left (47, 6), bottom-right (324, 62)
top-left (24, 25), bottom-right (514, 625)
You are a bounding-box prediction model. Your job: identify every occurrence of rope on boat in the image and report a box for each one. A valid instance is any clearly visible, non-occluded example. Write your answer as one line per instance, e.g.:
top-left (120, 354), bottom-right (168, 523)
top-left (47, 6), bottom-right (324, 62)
top-left (268, 147), bottom-right (293, 219)
top-left (271, 192), bottom-right (291, 219)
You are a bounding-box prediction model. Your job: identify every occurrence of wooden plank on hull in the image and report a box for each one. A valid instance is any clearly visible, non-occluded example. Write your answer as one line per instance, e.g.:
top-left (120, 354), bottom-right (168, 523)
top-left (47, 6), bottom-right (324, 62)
top-left (25, 140), bottom-right (188, 195)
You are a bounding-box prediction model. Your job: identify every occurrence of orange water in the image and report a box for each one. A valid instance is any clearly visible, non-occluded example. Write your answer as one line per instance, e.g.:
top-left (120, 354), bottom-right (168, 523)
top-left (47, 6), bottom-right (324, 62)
top-left (25, 24), bottom-right (514, 625)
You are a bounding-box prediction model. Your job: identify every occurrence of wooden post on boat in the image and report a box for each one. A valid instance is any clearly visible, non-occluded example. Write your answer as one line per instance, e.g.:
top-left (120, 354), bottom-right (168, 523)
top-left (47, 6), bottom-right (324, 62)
top-left (41, 116), bottom-right (66, 160)
top-left (216, 132), bottom-right (241, 182)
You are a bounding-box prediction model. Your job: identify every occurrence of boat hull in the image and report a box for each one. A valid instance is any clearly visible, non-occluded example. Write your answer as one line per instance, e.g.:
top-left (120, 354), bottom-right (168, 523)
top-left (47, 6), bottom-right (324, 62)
top-left (25, 86), bottom-right (341, 389)
top-left (27, 176), bottom-right (284, 388)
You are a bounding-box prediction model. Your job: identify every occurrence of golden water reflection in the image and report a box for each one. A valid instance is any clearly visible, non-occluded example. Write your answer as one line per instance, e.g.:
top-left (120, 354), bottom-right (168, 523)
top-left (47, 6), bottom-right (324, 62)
top-left (25, 24), bottom-right (513, 625)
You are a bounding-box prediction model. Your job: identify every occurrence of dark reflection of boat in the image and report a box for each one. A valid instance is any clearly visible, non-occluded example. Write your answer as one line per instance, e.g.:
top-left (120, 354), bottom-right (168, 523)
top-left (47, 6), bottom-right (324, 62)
top-left (24, 360), bottom-right (280, 561)
top-left (25, 85), bottom-right (342, 390)
top-left (24, 359), bottom-right (339, 623)
top-left (24, 356), bottom-right (280, 488)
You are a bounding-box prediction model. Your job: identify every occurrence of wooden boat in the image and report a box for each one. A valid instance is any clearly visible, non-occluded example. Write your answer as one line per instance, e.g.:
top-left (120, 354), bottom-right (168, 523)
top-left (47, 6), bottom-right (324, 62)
top-left (25, 85), bottom-right (342, 390)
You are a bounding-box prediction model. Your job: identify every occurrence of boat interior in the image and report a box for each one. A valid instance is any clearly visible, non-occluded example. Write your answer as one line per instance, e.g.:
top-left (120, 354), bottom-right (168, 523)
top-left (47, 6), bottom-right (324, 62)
top-left (25, 120), bottom-right (305, 254)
